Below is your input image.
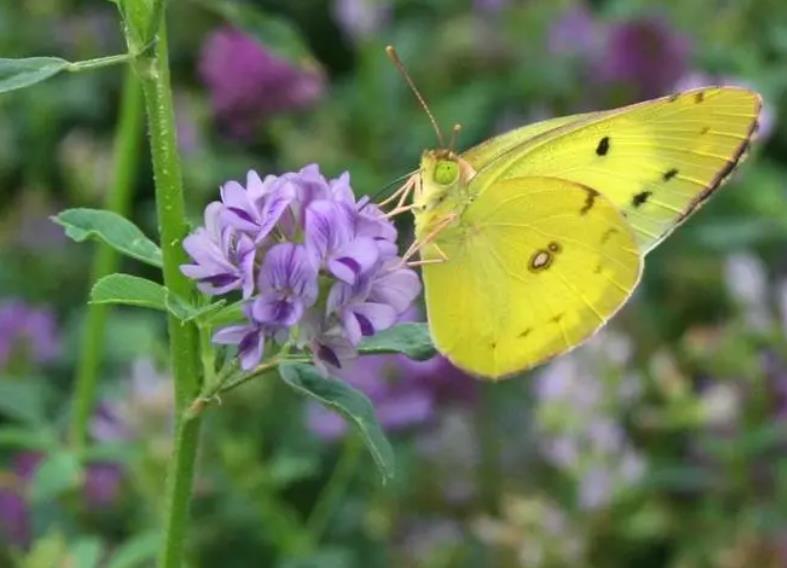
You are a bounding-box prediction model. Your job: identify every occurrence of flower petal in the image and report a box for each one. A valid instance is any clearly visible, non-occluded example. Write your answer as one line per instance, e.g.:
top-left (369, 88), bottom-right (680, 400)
top-left (328, 237), bottom-right (379, 284)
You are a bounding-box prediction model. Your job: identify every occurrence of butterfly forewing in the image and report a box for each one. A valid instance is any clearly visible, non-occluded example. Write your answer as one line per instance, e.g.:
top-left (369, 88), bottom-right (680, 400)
top-left (463, 87), bottom-right (761, 252)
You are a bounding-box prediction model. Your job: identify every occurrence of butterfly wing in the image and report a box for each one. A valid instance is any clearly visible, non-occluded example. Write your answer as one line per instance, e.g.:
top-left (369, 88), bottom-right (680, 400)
top-left (422, 176), bottom-right (642, 378)
top-left (463, 87), bottom-right (762, 252)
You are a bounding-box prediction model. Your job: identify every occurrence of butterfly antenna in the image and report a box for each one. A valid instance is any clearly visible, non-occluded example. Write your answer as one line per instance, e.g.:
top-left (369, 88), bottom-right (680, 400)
top-left (448, 123), bottom-right (462, 152)
top-left (386, 45), bottom-right (445, 148)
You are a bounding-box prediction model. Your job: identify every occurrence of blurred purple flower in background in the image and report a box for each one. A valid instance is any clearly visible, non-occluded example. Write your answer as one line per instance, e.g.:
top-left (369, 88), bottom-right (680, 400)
top-left (199, 27), bottom-right (324, 138)
top-left (548, 5), bottom-right (598, 57)
top-left (0, 300), bottom-right (60, 370)
top-left (596, 15), bottom-right (691, 99)
top-left (182, 165), bottom-right (420, 371)
top-left (91, 358), bottom-right (173, 454)
top-left (534, 331), bottom-right (645, 510)
top-left (308, 345), bottom-right (476, 439)
top-left (333, 0), bottom-right (391, 42)
top-left (0, 451), bottom-right (123, 548)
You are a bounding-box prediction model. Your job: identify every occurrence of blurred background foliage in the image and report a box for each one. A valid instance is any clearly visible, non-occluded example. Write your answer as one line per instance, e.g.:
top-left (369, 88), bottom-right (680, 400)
top-left (2, 0), bottom-right (787, 566)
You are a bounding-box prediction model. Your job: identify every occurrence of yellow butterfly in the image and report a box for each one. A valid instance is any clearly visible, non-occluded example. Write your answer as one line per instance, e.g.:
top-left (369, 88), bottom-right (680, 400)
top-left (384, 47), bottom-right (762, 379)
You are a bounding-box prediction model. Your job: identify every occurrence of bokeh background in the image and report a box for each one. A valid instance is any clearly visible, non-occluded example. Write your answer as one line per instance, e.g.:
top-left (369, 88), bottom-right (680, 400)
top-left (3, 0), bottom-right (787, 566)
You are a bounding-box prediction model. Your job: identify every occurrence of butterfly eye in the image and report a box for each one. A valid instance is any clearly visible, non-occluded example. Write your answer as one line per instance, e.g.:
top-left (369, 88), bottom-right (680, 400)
top-left (434, 160), bottom-right (459, 185)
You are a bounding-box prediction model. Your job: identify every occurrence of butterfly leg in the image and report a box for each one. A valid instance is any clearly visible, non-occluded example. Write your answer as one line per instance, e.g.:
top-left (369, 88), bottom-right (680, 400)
top-left (399, 214), bottom-right (456, 266)
top-left (407, 244), bottom-right (449, 267)
top-left (377, 174), bottom-right (416, 208)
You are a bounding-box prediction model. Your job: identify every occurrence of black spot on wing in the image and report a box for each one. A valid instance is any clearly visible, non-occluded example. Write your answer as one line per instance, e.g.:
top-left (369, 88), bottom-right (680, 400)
top-left (548, 241), bottom-right (562, 253)
top-left (632, 191), bottom-right (651, 207)
top-left (663, 168), bottom-right (678, 181)
top-left (580, 187), bottom-right (599, 215)
top-left (694, 91), bottom-right (705, 103)
top-left (518, 328), bottom-right (532, 339)
top-left (596, 136), bottom-right (610, 156)
top-left (551, 313), bottom-right (564, 324)
top-left (700, 126), bottom-right (710, 135)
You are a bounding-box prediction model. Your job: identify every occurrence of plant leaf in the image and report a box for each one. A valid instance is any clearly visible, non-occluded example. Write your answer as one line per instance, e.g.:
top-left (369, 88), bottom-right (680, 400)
top-left (30, 451), bottom-right (82, 502)
top-left (278, 363), bottom-right (395, 483)
top-left (358, 323), bottom-right (436, 361)
top-left (106, 532), bottom-right (160, 568)
top-left (53, 208), bottom-right (163, 267)
top-left (0, 379), bottom-right (49, 425)
top-left (0, 426), bottom-right (55, 450)
top-left (0, 57), bottom-right (69, 94)
top-left (91, 274), bottom-right (167, 311)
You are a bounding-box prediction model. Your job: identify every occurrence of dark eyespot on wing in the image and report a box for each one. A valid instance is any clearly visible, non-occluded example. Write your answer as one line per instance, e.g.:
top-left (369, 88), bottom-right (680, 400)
top-left (548, 241), bottom-right (562, 253)
top-left (596, 136), bottom-right (610, 156)
top-left (580, 187), bottom-right (599, 215)
top-left (518, 328), bottom-right (532, 338)
top-left (632, 191), bottom-right (651, 207)
top-left (694, 91), bottom-right (705, 103)
top-left (663, 168), bottom-right (678, 181)
top-left (529, 249), bottom-right (553, 272)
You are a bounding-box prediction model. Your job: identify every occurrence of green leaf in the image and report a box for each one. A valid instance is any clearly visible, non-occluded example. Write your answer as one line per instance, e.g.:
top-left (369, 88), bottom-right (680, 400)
top-left (30, 451), bottom-right (82, 502)
top-left (203, 0), bottom-right (315, 63)
top-left (53, 208), bottom-right (163, 267)
top-left (358, 323), bottom-right (436, 361)
top-left (0, 380), bottom-right (48, 425)
top-left (90, 274), bottom-right (226, 323)
top-left (0, 57), bottom-right (69, 94)
top-left (91, 274), bottom-right (167, 311)
top-left (106, 532), bottom-right (160, 568)
top-left (0, 426), bottom-right (55, 450)
top-left (67, 538), bottom-right (103, 568)
top-left (279, 363), bottom-right (395, 483)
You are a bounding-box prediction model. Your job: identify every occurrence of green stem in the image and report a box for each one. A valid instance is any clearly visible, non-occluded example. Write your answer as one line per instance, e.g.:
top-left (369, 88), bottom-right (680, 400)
top-left (131, 13), bottom-right (202, 568)
top-left (305, 434), bottom-right (362, 544)
top-left (69, 66), bottom-right (143, 451)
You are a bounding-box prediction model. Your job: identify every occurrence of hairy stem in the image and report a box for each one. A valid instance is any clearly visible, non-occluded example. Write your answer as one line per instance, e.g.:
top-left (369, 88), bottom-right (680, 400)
top-left (69, 66), bottom-right (143, 450)
top-left (131, 12), bottom-right (203, 567)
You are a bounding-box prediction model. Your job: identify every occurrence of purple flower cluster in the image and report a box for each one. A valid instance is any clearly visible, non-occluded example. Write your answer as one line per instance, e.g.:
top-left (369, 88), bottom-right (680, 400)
top-left (181, 165), bottom-right (421, 371)
top-left (0, 300), bottom-right (60, 370)
top-left (199, 26), bottom-right (324, 138)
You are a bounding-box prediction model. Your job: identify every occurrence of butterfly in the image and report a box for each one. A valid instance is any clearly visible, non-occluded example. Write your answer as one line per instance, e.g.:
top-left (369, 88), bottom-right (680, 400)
top-left (384, 47), bottom-right (762, 379)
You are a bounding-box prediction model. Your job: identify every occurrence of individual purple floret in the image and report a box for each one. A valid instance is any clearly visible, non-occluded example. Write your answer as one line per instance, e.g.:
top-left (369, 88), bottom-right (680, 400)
top-left (182, 164), bottom-right (421, 372)
top-left (181, 202), bottom-right (256, 298)
top-left (212, 304), bottom-right (268, 371)
top-left (253, 243), bottom-right (318, 328)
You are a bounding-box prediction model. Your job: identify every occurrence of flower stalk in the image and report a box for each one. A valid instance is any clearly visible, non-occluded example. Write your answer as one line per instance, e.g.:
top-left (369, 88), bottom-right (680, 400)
top-left (128, 12), bottom-right (203, 567)
top-left (69, 66), bottom-right (143, 450)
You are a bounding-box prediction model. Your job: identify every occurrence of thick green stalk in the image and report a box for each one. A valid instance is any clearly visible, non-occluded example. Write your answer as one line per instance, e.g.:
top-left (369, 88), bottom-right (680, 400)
top-left (69, 66), bottom-right (143, 450)
top-left (132, 15), bottom-right (202, 568)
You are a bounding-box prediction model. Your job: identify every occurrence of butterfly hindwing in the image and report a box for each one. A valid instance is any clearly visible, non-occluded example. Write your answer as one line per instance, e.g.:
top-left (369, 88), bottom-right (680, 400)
top-left (421, 176), bottom-right (641, 378)
top-left (464, 87), bottom-right (762, 252)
